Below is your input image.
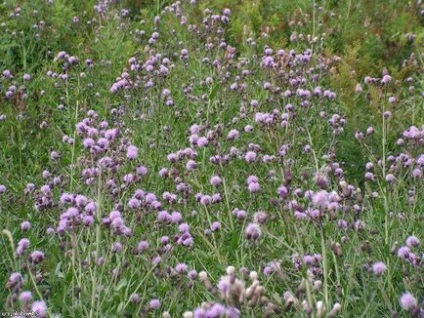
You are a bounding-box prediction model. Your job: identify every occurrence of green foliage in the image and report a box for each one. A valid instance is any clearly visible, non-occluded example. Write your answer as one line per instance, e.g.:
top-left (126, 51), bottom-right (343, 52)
top-left (0, 0), bottom-right (423, 317)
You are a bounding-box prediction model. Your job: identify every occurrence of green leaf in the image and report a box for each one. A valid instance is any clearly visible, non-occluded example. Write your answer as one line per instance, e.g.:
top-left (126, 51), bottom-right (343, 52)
top-left (55, 262), bottom-right (65, 279)
top-left (115, 278), bottom-right (128, 291)
top-left (209, 84), bottom-right (220, 101)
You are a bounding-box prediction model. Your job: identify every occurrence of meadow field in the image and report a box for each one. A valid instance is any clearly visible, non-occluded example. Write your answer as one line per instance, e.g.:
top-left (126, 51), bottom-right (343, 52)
top-left (0, 0), bottom-right (423, 317)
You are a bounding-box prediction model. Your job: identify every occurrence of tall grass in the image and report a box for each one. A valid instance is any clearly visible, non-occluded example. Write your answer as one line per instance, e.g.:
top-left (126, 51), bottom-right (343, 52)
top-left (0, 0), bottom-right (423, 317)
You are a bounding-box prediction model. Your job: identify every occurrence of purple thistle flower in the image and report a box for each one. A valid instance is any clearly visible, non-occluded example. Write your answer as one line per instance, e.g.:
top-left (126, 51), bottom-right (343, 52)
top-left (312, 190), bottom-right (329, 209)
top-left (416, 154), bottom-right (424, 166)
top-left (19, 291), bottom-right (32, 304)
top-left (364, 172), bottom-right (375, 181)
top-left (28, 250), bottom-right (45, 264)
top-left (82, 215), bottom-right (94, 226)
top-left (179, 223), bottom-right (190, 233)
top-left (383, 111), bottom-right (392, 119)
top-left (247, 175), bottom-right (258, 184)
top-left (160, 236), bottom-right (169, 245)
top-left (134, 189), bottom-right (145, 199)
top-left (130, 293), bottom-right (140, 304)
top-left (182, 236), bottom-right (194, 247)
top-left (406, 236), bottom-right (420, 247)
top-left (157, 210), bottom-right (171, 223)
top-left (245, 151), bottom-right (256, 163)
top-left (304, 255), bottom-right (315, 266)
top-left (25, 183), bottom-right (35, 193)
top-left (381, 75), bottom-right (392, 85)
top-left (236, 210), bottom-right (247, 220)
top-left (175, 263), bottom-right (188, 274)
top-left (65, 207), bottom-right (79, 218)
top-left (152, 256), bottom-right (161, 266)
top-left (127, 145), bottom-right (138, 159)
top-left (210, 175), bottom-right (222, 186)
top-left (226, 307), bottom-right (240, 318)
top-left (145, 193), bottom-right (157, 203)
top-left (75, 195), bottom-right (87, 207)
top-left (151, 200), bottom-right (162, 209)
top-left (128, 198), bottom-right (141, 210)
top-left (248, 182), bottom-right (261, 193)
top-left (397, 246), bottom-right (410, 259)
top-left (31, 301), bottom-right (47, 318)
top-left (97, 138), bottom-right (110, 149)
top-left (190, 124), bottom-right (200, 135)
top-left (200, 195), bottom-right (212, 205)
top-left (186, 160), bottom-right (197, 171)
top-left (399, 292), bottom-right (417, 310)
top-left (7, 272), bottom-right (23, 288)
top-left (413, 167), bottom-right (423, 178)
top-left (40, 185), bottom-right (51, 194)
top-left (159, 168), bottom-right (169, 178)
top-left (42, 170), bottom-right (51, 179)
top-left (223, 8), bottom-right (231, 15)
top-left (136, 165), bottom-right (148, 176)
top-left (21, 221), bottom-right (31, 231)
top-left (209, 303), bottom-right (226, 316)
top-left (385, 174), bottom-right (396, 183)
top-left (17, 238), bottom-right (30, 253)
top-left (253, 211), bottom-right (268, 224)
top-left (245, 223), bottom-right (261, 240)
top-left (211, 193), bottom-right (222, 204)
top-left (189, 134), bottom-right (199, 145)
top-left (278, 185), bottom-right (289, 199)
top-left (227, 129), bottom-right (240, 140)
top-left (2, 70), bottom-right (12, 78)
top-left (137, 240), bottom-right (149, 252)
top-left (112, 242), bottom-right (123, 253)
top-left (188, 270), bottom-right (197, 280)
top-left (194, 308), bottom-right (207, 318)
top-left (85, 202), bottom-right (97, 214)
top-left (83, 138), bottom-right (95, 148)
top-left (211, 221), bottom-right (221, 231)
top-left (167, 153), bottom-right (178, 163)
top-left (372, 262), bottom-right (387, 275)
top-left (197, 137), bottom-right (209, 147)
top-left (162, 88), bottom-right (171, 97)
top-left (171, 211), bottom-right (182, 223)
top-left (245, 125), bottom-right (253, 132)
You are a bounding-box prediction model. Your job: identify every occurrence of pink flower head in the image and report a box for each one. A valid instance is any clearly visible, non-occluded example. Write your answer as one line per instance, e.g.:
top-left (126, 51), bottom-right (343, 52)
top-left (399, 292), bottom-right (417, 310)
top-left (245, 151), bottom-right (256, 163)
top-left (210, 175), bottom-right (222, 186)
top-left (312, 190), bottom-right (329, 209)
top-left (247, 175), bottom-right (258, 184)
top-left (31, 301), bottom-right (47, 318)
top-left (21, 221), bottom-right (31, 231)
top-left (127, 145), bottom-right (138, 159)
top-left (248, 182), bottom-right (261, 193)
top-left (372, 262), bottom-right (387, 275)
top-left (397, 246), bottom-right (410, 259)
top-left (245, 223), bottom-right (261, 240)
top-left (19, 291), bottom-right (32, 304)
top-left (278, 185), bottom-right (289, 199)
top-left (227, 129), bottom-right (240, 140)
top-left (197, 137), bottom-right (209, 147)
top-left (406, 235), bottom-right (420, 247)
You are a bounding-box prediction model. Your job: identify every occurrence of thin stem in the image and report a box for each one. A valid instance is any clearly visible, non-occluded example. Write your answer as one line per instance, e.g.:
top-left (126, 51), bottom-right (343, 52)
top-left (321, 227), bottom-right (329, 306)
top-left (89, 168), bottom-right (103, 318)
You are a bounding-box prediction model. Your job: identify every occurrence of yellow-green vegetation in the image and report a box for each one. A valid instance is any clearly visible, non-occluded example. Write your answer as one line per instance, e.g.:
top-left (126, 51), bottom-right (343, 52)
top-left (0, 0), bottom-right (423, 317)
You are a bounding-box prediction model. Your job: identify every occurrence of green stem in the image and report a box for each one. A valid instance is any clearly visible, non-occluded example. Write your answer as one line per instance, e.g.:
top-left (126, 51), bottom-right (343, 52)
top-left (90, 169), bottom-right (103, 318)
top-left (321, 227), bottom-right (329, 306)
